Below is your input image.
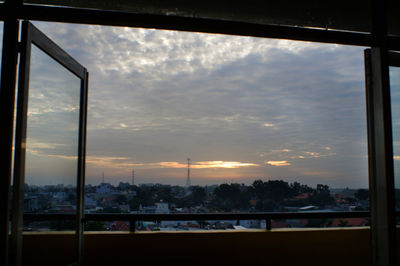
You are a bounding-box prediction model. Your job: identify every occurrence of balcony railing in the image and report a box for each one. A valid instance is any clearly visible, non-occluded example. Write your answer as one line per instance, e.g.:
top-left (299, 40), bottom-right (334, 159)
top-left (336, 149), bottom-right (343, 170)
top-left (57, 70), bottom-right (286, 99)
top-left (22, 211), bottom-right (371, 231)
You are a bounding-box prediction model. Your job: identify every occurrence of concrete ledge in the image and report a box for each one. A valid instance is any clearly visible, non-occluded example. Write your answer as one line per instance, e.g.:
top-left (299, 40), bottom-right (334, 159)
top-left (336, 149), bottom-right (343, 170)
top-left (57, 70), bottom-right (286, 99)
top-left (21, 227), bottom-right (375, 266)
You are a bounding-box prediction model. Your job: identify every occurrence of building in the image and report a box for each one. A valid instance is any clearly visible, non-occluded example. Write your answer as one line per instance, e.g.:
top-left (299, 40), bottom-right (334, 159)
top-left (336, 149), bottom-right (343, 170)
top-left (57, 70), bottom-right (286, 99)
top-left (96, 183), bottom-right (113, 194)
top-left (23, 197), bottom-right (39, 213)
top-left (84, 196), bottom-right (97, 209)
top-left (155, 202), bottom-right (170, 214)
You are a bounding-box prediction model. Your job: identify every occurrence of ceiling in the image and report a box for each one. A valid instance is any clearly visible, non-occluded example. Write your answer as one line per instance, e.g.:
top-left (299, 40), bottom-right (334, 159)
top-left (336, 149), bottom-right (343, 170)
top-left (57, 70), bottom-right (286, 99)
top-left (24, 0), bottom-right (399, 36)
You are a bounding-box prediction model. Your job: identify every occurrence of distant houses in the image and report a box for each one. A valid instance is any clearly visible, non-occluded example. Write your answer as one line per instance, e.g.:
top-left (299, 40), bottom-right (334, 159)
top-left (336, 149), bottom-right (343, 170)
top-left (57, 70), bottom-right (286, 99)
top-left (22, 181), bottom-right (371, 231)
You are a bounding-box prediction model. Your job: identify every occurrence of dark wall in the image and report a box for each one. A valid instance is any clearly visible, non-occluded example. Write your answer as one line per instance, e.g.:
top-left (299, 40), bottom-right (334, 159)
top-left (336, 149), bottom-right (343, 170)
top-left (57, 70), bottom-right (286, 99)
top-left (22, 228), bottom-right (373, 266)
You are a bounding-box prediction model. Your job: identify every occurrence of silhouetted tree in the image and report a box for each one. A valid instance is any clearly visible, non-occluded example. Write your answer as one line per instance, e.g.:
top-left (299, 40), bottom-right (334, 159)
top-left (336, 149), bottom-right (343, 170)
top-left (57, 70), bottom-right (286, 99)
top-left (354, 189), bottom-right (369, 201)
top-left (251, 180), bottom-right (292, 203)
top-left (114, 194), bottom-right (128, 204)
top-left (128, 197), bottom-right (141, 211)
top-left (212, 183), bottom-right (249, 211)
top-left (290, 181), bottom-right (313, 195)
top-left (310, 184), bottom-right (334, 207)
top-left (190, 186), bottom-right (207, 205)
top-left (255, 199), bottom-right (278, 212)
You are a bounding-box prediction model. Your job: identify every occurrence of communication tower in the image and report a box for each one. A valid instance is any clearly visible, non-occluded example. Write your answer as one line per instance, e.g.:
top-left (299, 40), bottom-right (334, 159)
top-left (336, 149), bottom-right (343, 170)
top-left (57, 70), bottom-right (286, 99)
top-left (186, 158), bottom-right (191, 186)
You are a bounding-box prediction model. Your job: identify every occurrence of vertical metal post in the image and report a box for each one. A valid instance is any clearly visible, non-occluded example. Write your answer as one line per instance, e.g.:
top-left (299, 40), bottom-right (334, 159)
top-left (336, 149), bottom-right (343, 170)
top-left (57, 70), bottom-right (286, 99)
top-left (129, 220), bottom-right (136, 232)
top-left (57, 220), bottom-right (62, 231)
top-left (0, 11), bottom-right (20, 266)
top-left (367, 0), bottom-right (397, 265)
top-left (365, 48), bottom-right (397, 266)
top-left (76, 70), bottom-right (88, 266)
top-left (186, 158), bottom-right (191, 186)
top-left (10, 21), bottom-right (31, 266)
top-left (266, 218), bottom-right (271, 231)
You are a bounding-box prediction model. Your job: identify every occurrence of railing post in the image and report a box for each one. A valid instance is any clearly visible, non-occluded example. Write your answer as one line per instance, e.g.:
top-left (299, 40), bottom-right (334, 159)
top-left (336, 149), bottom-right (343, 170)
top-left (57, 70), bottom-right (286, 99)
top-left (129, 220), bottom-right (136, 232)
top-left (57, 219), bottom-right (62, 231)
top-left (266, 218), bottom-right (272, 231)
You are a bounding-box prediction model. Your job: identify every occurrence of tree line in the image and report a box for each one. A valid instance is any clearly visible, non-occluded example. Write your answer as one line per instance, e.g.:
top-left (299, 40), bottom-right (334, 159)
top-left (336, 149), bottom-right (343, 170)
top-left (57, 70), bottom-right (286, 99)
top-left (110, 180), bottom-right (348, 212)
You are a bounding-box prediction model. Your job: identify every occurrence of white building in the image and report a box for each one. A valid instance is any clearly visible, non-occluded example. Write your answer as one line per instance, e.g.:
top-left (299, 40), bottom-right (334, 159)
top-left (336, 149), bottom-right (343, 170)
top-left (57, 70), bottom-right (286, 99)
top-left (155, 202), bottom-right (169, 214)
top-left (96, 183), bottom-right (112, 194)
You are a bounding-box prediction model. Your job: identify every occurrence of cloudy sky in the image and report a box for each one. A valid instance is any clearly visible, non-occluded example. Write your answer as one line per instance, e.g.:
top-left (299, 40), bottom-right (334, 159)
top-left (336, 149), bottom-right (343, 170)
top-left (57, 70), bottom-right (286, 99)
top-left (22, 21), bottom-right (370, 188)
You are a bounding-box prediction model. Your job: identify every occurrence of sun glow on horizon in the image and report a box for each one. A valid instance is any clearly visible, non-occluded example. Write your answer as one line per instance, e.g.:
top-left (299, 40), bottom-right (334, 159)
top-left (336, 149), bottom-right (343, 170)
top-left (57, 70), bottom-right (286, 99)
top-left (82, 156), bottom-right (259, 171)
top-left (159, 161), bottom-right (258, 169)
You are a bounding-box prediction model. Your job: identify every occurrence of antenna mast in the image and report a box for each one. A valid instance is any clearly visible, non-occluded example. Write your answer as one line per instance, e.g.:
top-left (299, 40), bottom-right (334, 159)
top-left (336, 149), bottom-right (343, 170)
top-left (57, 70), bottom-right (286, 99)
top-left (186, 158), bottom-right (191, 186)
top-left (132, 169), bottom-right (135, 186)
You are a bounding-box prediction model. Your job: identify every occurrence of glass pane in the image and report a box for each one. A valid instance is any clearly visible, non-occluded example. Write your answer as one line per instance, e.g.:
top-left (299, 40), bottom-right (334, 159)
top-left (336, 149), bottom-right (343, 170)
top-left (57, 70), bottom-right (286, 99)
top-left (34, 22), bottom-right (368, 232)
top-left (390, 64), bottom-right (400, 266)
top-left (390, 66), bottom-right (400, 213)
top-left (24, 44), bottom-right (81, 231)
top-left (0, 21), bottom-right (3, 68)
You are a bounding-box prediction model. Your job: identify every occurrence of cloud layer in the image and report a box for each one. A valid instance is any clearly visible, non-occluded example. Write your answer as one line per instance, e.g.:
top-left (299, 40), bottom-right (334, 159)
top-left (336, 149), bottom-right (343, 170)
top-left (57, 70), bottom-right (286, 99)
top-left (24, 22), bottom-right (369, 188)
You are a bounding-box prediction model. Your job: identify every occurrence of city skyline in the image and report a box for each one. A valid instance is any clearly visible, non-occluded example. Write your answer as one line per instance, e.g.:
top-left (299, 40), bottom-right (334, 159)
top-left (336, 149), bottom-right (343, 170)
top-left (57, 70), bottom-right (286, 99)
top-left (23, 22), bottom-right (369, 188)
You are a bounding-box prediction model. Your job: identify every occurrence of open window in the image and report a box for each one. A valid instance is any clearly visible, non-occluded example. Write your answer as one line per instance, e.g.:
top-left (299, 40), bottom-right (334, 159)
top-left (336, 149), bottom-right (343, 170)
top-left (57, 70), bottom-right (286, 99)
top-left (365, 48), bottom-right (400, 266)
top-left (388, 51), bottom-right (400, 265)
top-left (10, 21), bottom-right (88, 266)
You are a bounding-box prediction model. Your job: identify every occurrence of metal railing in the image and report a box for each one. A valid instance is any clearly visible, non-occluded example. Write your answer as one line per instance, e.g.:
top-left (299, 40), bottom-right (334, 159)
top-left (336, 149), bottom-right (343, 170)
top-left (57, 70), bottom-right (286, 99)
top-left (23, 211), bottom-right (371, 231)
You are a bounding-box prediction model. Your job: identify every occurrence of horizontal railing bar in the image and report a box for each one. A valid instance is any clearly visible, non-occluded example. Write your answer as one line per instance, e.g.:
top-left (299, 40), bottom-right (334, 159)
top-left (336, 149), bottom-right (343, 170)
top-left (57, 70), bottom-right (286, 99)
top-left (23, 213), bottom-right (76, 221)
top-left (85, 211), bottom-right (371, 221)
top-left (22, 211), bottom-right (373, 222)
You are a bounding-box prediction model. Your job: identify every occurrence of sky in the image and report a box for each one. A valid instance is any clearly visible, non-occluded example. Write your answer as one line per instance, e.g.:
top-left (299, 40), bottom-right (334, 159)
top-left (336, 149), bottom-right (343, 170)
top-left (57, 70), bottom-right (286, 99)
top-left (22, 21), bottom-right (370, 188)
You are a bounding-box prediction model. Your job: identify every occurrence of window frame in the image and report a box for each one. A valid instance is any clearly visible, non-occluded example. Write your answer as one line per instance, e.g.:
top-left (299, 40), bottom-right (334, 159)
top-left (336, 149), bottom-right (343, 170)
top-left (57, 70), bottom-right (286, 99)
top-left (0, 1), bottom-right (399, 266)
top-left (9, 21), bottom-right (88, 266)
